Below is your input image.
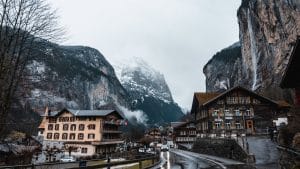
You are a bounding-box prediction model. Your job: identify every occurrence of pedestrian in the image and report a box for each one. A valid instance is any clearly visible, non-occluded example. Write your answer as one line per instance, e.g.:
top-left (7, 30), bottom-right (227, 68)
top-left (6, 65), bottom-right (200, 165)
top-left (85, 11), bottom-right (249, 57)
top-left (268, 126), bottom-right (274, 141)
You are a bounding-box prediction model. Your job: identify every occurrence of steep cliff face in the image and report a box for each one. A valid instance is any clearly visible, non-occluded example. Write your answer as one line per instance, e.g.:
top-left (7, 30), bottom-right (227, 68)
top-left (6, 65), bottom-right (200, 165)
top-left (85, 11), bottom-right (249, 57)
top-left (204, 0), bottom-right (300, 99)
top-left (114, 57), bottom-right (184, 125)
top-left (238, 0), bottom-right (300, 91)
top-left (204, 42), bottom-right (243, 92)
top-left (24, 41), bottom-right (130, 113)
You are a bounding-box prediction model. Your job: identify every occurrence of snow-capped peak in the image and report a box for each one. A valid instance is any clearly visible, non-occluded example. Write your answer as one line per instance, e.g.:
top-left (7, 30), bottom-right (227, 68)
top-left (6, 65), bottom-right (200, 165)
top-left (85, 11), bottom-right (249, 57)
top-left (112, 57), bottom-right (173, 103)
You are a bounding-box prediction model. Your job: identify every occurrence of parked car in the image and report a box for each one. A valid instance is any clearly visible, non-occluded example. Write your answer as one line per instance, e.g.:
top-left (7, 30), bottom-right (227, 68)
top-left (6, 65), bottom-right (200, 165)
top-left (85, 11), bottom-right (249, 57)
top-left (161, 144), bottom-right (169, 152)
top-left (60, 156), bottom-right (76, 162)
top-left (138, 148), bottom-right (145, 153)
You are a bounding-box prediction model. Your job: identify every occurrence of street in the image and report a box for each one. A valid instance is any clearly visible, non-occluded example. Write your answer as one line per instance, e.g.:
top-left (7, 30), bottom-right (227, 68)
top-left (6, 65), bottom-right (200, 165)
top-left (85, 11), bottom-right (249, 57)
top-left (155, 149), bottom-right (225, 169)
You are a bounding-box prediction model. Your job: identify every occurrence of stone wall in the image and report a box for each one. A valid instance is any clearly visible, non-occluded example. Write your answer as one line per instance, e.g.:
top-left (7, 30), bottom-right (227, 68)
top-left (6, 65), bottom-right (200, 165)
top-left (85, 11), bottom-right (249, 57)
top-left (192, 138), bottom-right (251, 163)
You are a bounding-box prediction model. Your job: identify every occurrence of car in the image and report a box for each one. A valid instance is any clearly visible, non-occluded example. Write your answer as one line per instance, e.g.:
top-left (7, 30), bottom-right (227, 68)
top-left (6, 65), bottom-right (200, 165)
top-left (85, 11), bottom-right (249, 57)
top-left (138, 148), bottom-right (145, 153)
top-left (161, 144), bottom-right (169, 151)
top-left (60, 156), bottom-right (76, 162)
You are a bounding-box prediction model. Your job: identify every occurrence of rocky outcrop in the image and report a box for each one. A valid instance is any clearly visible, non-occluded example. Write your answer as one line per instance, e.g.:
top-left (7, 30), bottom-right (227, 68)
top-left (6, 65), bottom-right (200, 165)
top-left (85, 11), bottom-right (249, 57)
top-left (23, 41), bottom-right (130, 113)
top-left (114, 57), bottom-right (184, 125)
top-left (204, 0), bottom-right (300, 102)
top-left (237, 0), bottom-right (300, 91)
top-left (203, 42), bottom-right (243, 92)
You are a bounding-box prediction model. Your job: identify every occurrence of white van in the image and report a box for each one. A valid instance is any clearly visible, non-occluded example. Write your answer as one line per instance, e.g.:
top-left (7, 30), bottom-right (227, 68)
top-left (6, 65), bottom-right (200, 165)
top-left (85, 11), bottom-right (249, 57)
top-left (161, 144), bottom-right (169, 151)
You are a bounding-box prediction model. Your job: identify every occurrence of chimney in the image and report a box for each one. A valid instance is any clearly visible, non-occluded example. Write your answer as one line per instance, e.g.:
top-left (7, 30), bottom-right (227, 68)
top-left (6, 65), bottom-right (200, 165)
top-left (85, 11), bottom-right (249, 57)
top-left (45, 107), bottom-right (51, 116)
top-left (48, 109), bottom-right (51, 116)
top-left (45, 107), bottom-right (48, 116)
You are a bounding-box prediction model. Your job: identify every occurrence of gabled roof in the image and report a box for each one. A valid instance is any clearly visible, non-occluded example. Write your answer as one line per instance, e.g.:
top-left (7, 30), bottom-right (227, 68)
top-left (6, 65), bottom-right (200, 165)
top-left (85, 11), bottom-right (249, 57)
top-left (44, 108), bottom-right (123, 119)
top-left (194, 92), bottom-right (220, 105)
top-left (276, 100), bottom-right (292, 108)
top-left (191, 92), bottom-right (220, 114)
top-left (202, 86), bottom-right (278, 107)
top-left (280, 38), bottom-right (300, 88)
top-left (170, 122), bottom-right (185, 128)
top-left (173, 121), bottom-right (196, 129)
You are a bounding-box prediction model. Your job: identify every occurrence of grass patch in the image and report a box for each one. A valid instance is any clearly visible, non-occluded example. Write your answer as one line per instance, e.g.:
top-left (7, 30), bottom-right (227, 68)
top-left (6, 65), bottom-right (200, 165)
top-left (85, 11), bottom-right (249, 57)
top-left (125, 159), bottom-right (154, 169)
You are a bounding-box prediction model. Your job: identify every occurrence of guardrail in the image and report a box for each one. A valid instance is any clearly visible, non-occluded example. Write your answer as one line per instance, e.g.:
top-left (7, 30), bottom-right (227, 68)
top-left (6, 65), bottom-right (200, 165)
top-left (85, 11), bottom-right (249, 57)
top-left (0, 154), bottom-right (159, 169)
top-left (69, 155), bottom-right (159, 169)
top-left (277, 145), bottom-right (300, 156)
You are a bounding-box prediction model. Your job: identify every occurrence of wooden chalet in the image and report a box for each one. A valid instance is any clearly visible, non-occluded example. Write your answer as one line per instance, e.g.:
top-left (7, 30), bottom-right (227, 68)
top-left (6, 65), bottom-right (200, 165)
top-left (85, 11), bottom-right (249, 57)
top-left (145, 128), bottom-right (162, 142)
top-left (173, 121), bottom-right (197, 145)
top-left (191, 86), bottom-right (279, 136)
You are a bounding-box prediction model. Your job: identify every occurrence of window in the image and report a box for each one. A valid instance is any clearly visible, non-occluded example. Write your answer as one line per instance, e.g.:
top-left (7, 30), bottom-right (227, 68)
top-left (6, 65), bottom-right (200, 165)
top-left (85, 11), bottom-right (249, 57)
top-left (217, 100), bottom-right (224, 104)
top-left (78, 133), bottom-right (84, 140)
top-left (79, 124), bottom-right (85, 131)
top-left (226, 122), bottom-right (231, 129)
top-left (70, 117), bottom-right (75, 122)
top-left (81, 148), bottom-right (88, 154)
top-left (227, 97), bottom-right (234, 104)
top-left (54, 133), bottom-right (59, 139)
top-left (59, 117), bottom-right (69, 122)
top-left (48, 124), bottom-right (53, 130)
top-left (215, 122), bottom-right (221, 129)
top-left (70, 124), bottom-right (76, 131)
top-left (88, 134), bottom-right (95, 139)
top-left (235, 109), bottom-right (241, 116)
top-left (46, 133), bottom-right (52, 139)
top-left (63, 124), bottom-right (68, 131)
top-left (253, 99), bottom-right (261, 104)
top-left (69, 133), bottom-right (76, 140)
top-left (88, 124), bottom-right (95, 130)
top-left (49, 118), bottom-right (57, 123)
top-left (89, 117), bottom-right (96, 121)
top-left (213, 110), bottom-right (219, 116)
top-left (62, 133), bottom-right (68, 140)
top-left (246, 109), bottom-right (251, 116)
top-left (77, 117), bottom-right (86, 121)
top-left (236, 122), bottom-right (241, 129)
top-left (55, 124), bottom-right (59, 130)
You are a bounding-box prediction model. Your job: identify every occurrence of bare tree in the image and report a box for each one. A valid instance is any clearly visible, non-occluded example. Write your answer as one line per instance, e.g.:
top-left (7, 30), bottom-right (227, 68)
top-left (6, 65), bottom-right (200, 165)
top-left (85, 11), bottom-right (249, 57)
top-left (0, 0), bottom-right (63, 138)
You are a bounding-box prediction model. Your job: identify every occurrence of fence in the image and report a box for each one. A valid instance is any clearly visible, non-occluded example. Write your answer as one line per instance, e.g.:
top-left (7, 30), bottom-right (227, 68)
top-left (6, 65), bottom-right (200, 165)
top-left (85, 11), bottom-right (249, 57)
top-left (0, 154), bottom-right (160, 169)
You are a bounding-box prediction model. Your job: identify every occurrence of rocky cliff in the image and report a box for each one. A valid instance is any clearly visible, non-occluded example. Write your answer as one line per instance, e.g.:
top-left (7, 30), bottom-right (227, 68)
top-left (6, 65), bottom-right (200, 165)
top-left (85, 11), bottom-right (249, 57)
top-left (238, 0), bottom-right (300, 91)
top-left (204, 0), bottom-right (300, 100)
top-left (204, 42), bottom-right (243, 92)
top-left (23, 41), bottom-right (130, 113)
top-left (114, 57), bottom-right (184, 125)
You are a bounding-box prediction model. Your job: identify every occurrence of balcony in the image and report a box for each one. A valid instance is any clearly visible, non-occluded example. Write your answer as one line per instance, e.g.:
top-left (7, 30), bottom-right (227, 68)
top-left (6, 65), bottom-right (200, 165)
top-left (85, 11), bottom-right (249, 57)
top-left (102, 130), bottom-right (122, 134)
top-left (101, 138), bottom-right (123, 142)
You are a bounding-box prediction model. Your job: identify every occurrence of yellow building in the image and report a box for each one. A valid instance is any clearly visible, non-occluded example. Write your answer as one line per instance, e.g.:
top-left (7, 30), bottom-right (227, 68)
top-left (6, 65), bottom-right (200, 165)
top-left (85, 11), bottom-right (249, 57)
top-left (38, 108), bottom-right (125, 157)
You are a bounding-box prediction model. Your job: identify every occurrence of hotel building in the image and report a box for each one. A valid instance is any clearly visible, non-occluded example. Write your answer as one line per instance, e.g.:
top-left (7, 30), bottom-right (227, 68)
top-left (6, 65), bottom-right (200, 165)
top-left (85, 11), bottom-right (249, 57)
top-left (38, 108), bottom-right (125, 157)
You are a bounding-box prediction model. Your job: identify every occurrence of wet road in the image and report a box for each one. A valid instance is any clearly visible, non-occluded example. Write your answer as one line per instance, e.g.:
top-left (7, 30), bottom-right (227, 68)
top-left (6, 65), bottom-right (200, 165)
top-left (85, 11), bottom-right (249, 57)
top-left (157, 150), bottom-right (224, 169)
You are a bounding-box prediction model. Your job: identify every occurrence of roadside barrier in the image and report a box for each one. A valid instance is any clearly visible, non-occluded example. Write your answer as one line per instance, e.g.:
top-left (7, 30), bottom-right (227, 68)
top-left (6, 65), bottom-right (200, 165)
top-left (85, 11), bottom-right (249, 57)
top-left (0, 154), bottom-right (160, 169)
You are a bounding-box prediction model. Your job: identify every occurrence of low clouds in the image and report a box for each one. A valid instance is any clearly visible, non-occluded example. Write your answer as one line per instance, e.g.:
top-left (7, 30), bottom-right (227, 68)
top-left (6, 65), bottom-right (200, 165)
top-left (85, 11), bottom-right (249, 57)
top-left (49, 0), bottom-right (241, 109)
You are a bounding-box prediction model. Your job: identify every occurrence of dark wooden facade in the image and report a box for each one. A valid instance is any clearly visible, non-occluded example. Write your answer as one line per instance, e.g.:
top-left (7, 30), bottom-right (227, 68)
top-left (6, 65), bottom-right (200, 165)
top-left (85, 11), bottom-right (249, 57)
top-left (191, 86), bottom-right (279, 136)
top-left (145, 128), bottom-right (162, 142)
top-left (173, 121), bottom-right (197, 144)
top-left (281, 38), bottom-right (300, 106)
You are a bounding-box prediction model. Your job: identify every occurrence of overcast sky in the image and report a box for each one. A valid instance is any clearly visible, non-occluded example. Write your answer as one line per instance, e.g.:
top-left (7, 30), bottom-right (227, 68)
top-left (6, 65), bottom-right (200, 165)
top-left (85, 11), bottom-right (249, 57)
top-left (49, 0), bottom-right (241, 110)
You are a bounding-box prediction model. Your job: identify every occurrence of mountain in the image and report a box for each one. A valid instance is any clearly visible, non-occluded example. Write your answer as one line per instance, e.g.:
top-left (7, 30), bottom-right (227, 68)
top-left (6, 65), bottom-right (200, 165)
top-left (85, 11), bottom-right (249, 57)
top-left (204, 42), bottom-right (243, 92)
top-left (204, 0), bottom-right (300, 102)
top-left (24, 41), bottom-right (130, 113)
top-left (113, 57), bottom-right (184, 125)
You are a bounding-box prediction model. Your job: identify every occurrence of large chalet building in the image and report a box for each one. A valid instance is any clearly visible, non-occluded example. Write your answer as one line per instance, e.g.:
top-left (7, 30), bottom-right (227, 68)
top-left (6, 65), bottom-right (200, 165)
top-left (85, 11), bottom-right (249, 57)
top-left (145, 128), bottom-right (162, 142)
top-left (38, 108), bottom-right (125, 157)
top-left (191, 86), bottom-right (281, 137)
top-left (173, 121), bottom-right (197, 146)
